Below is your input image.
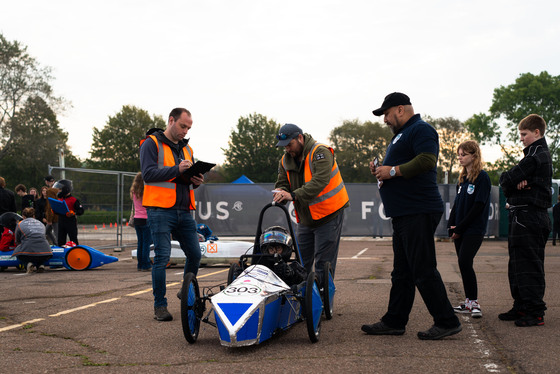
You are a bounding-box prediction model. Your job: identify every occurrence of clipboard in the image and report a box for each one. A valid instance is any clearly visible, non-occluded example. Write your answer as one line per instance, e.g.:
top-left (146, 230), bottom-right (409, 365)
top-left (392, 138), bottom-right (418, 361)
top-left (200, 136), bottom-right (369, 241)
top-left (48, 197), bottom-right (69, 215)
top-left (175, 161), bottom-right (216, 185)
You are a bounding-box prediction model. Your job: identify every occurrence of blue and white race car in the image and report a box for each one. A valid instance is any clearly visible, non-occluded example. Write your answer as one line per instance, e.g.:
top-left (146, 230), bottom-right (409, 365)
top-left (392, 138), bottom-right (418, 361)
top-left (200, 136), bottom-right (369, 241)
top-left (178, 203), bottom-right (336, 346)
top-left (0, 244), bottom-right (119, 271)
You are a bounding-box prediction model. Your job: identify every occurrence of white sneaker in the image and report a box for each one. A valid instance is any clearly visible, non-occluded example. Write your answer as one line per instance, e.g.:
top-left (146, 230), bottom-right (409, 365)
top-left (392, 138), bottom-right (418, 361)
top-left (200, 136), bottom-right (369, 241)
top-left (471, 300), bottom-right (482, 318)
top-left (453, 299), bottom-right (471, 314)
top-left (26, 263), bottom-right (37, 274)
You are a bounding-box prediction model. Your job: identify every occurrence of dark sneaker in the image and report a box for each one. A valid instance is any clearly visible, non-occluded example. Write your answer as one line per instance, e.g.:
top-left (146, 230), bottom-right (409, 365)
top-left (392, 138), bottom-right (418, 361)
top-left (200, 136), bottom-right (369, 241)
top-left (154, 306), bottom-right (173, 321)
top-left (498, 308), bottom-right (524, 321)
top-left (417, 324), bottom-right (462, 340)
top-left (361, 321), bottom-right (405, 335)
top-left (514, 315), bottom-right (544, 327)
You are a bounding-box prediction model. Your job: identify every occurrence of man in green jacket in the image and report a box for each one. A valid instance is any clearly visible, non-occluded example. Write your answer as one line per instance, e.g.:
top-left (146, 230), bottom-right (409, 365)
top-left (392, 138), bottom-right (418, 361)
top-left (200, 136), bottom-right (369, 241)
top-left (272, 123), bottom-right (349, 284)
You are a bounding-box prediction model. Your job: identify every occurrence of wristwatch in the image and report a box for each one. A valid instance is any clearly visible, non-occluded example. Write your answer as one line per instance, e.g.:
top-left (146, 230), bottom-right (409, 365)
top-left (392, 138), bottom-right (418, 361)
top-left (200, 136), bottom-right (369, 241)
top-left (389, 166), bottom-right (396, 177)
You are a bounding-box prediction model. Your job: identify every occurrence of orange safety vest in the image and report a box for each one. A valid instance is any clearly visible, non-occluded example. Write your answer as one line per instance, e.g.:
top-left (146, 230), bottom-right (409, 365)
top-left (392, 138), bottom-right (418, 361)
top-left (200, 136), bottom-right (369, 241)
top-left (140, 135), bottom-right (196, 210)
top-left (282, 143), bottom-right (349, 222)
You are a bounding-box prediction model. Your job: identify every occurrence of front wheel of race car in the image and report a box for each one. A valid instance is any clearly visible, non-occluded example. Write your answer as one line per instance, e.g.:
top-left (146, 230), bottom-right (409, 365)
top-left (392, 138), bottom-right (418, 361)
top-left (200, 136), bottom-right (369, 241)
top-left (322, 262), bottom-right (336, 320)
top-left (180, 272), bottom-right (203, 344)
top-left (227, 262), bottom-right (242, 285)
top-left (304, 271), bottom-right (322, 343)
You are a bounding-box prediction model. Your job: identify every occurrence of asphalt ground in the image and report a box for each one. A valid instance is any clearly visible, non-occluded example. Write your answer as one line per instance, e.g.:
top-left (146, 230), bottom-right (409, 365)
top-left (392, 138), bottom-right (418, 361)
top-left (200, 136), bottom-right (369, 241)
top-left (1, 233), bottom-right (559, 373)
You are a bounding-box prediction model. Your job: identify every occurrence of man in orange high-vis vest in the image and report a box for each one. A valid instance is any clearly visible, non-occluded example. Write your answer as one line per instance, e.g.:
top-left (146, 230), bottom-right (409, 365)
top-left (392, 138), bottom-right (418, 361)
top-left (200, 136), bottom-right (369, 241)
top-left (140, 108), bottom-right (204, 322)
top-left (272, 123), bottom-right (349, 285)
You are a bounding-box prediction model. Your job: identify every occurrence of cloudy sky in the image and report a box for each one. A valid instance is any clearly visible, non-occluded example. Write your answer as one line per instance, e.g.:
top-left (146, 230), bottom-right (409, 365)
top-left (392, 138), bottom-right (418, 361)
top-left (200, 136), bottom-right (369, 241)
top-left (1, 0), bottom-right (559, 164)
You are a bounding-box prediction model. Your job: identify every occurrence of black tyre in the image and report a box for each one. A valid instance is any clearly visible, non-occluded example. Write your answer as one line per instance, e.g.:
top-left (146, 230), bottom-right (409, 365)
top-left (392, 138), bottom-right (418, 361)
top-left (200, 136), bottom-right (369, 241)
top-left (304, 271), bottom-right (322, 343)
top-left (322, 262), bottom-right (335, 320)
top-left (180, 272), bottom-right (203, 344)
top-left (227, 262), bottom-right (241, 285)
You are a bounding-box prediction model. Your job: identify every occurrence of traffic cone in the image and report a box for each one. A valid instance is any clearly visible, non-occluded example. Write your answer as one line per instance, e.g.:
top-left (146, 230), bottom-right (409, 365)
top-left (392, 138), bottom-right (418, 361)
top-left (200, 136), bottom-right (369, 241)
top-left (110, 222), bottom-right (113, 228)
top-left (103, 223), bottom-right (106, 228)
top-left (94, 225), bottom-right (98, 230)
top-left (114, 222), bottom-right (117, 227)
top-left (126, 221), bottom-right (129, 226)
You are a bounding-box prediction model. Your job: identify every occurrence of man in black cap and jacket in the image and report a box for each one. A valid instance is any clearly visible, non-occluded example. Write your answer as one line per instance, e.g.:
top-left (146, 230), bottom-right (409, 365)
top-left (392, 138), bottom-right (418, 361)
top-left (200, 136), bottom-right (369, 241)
top-left (361, 92), bottom-right (461, 340)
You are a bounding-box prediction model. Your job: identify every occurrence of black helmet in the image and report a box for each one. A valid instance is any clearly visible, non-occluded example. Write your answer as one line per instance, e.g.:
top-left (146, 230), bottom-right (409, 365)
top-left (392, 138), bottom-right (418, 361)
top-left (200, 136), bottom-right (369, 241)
top-left (54, 179), bottom-right (73, 198)
top-left (0, 212), bottom-right (23, 232)
top-left (259, 226), bottom-right (293, 260)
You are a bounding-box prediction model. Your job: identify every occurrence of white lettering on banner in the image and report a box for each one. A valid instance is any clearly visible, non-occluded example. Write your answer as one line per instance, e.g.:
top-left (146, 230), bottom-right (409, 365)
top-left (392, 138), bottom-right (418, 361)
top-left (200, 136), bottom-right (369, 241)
top-left (288, 202), bottom-right (297, 223)
top-left (446, 202), bottom-right (451, 220)
top-left (378, 203), bottom-right (389, 220)
top-left (197, 202), bottom-right (212, 220)
top-left (488, 202), bottom-right (499, 220)
top-left (362, 201), bottom-right (374, 220)
top-left (216, 202), bottom-right (229, 220)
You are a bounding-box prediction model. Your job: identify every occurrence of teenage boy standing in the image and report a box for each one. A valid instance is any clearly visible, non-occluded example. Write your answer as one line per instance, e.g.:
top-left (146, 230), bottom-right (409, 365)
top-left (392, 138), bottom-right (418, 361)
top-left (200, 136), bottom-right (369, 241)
top-left (499, 114), bottom-right (552, 327)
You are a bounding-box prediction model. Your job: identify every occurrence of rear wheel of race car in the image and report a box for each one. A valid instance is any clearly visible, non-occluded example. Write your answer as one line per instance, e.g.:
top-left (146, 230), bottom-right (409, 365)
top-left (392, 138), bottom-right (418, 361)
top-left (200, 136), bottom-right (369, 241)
top-left (181, 272), bottom-right (203, 344)
top-left (322, 262), bottom-right (336, 320)
top-left (227, 262), bottom-right (241, 285)
top-left (304, 271), bottom-right (322, 343)
top-left (65, 247), bottom-right (92, 270)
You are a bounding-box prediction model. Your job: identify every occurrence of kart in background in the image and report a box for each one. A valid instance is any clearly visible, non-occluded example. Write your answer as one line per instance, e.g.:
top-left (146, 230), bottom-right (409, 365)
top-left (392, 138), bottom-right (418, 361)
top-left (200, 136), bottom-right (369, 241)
top-left (131, 224), bottom-right (253, 266)
top-left (0, 244), bottom-right (119, 271)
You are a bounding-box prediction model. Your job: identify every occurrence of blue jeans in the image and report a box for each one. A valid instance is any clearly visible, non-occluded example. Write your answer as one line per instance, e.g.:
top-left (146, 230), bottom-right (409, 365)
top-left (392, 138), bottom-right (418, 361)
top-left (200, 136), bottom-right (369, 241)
top-left (296, 212), bottom-right (344, 284)
top-left (134, 223), bottom-right (152, 270)
top-left (147, 208), bottom-right (201, 308)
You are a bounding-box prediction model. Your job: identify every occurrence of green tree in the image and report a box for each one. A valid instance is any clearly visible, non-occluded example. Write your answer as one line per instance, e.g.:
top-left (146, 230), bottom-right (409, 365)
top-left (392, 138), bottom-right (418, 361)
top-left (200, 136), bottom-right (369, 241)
top-left (221, 113), bottom-right (283, 183)
top-left (428, 116), bottom-right (472, 183)
top-left (329, 119), bottom-right (393, 183)
top-left (465, 71), bottom-right (560, 175)
top-left (87, 105), bottom-right (165, 171)
top-left (0, 33), bottom-right (65, 162)
top-left (0, 96), bottom-right (76, 189)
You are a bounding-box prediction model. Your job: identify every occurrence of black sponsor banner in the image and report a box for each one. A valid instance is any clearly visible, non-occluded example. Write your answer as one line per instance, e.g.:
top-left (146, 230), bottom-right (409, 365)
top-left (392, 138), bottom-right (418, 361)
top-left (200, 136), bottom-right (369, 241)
top-left (193, 184), bottom-right (500, 238)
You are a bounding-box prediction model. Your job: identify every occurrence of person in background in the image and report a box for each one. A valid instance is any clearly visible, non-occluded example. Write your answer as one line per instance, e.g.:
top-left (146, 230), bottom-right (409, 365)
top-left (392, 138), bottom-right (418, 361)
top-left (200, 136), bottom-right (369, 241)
top-left (448, 140), bottom-right (491, 319)
top-left (552, 196), bottom-right (560, 246)
top-left (130, 172), bottom-right (152, 272)
top-left (44, 175), bottom-right (59, 245)
top-left (34, 186), bottom-right (57, 244)
top-left (0, 212), bottom-right (22, 252)
top-left (362, 92), bottom-right (461, 340)
top-left (499, 114), bottom-right (552, 327)
top-left (14, 184), bottom-right (34, 214)
top-left (53, 179), bottom-right (84, 246)
top-left (0, 176), bottom-right (17, 219)
top-left (13, 207), bottom-right (52, 273)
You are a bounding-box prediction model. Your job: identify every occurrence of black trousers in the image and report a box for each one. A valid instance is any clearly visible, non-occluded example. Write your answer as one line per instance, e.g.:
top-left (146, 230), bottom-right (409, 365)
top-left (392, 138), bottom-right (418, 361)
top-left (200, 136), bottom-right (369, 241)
top-left (508, 208), bottom-right (549, 316)
top-left (381, 212), bottom-right (460, 329)
top-left (58, 216), bottom-right (78, 246)
top-left (453, 234), bottom-right (484, 301)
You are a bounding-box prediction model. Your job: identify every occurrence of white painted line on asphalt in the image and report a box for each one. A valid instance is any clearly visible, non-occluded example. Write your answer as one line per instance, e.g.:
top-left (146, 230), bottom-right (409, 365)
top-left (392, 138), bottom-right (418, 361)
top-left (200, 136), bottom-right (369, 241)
top-left (127, 269), bottom-right (229, 296)
top-left (461, 315), bottom-right (502, 373)
top-left (0, 318), bottom-right (45, 332)
top-left (49, 298), bottom-right (121, 317)
top-left (1, 268), bottom-right (230, 333)
top-left (352, 248), bottom-right (369, 258)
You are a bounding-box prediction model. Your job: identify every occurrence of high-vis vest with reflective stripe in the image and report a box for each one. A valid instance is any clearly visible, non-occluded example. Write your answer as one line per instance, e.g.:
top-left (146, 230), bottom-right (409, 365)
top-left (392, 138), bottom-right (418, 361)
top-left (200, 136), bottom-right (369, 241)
top-left (140, 135), bottom-right (196, 209)
top-left (282, 143), bottom-right (349, 222)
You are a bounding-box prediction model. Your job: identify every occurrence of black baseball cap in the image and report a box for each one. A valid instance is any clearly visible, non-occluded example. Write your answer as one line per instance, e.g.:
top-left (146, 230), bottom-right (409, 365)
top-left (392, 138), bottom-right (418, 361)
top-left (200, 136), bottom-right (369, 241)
top-left (45, 175), bottom-right (54, 182)
top-left (276, 123), bottom-right (303, 147)
top-left (372, 92), bottom-right (412, 116)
